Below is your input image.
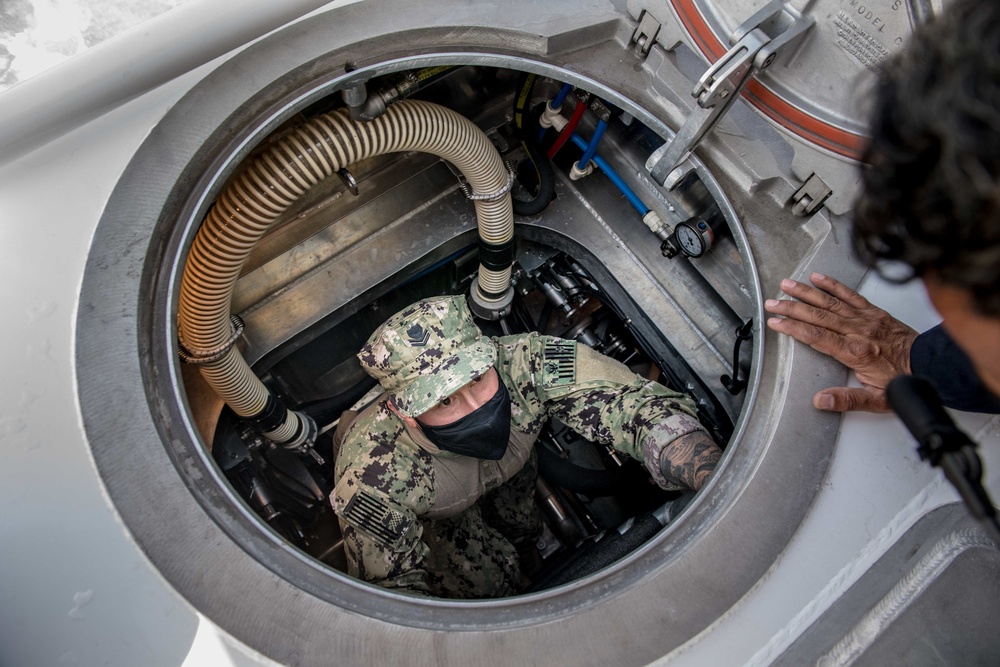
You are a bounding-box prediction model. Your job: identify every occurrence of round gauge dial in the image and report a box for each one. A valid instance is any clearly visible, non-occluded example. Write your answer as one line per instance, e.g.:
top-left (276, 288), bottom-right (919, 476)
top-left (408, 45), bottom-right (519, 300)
top-left (673, 219), bottom-right (714, 258)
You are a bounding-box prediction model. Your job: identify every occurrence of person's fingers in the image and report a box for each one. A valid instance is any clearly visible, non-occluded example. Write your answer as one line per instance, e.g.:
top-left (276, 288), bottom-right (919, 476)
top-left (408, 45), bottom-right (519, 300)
top-left (766, 316), bottom-right (862, 365)
top-left (778, 277), bottom-right (870, 318)
top-left (813, 386), bottom-right (890, 413)
top-left (777, 278), bottom-right (828, 307)
top-left (807, 273), bottom-right (873, 310)
top-left (765, 297), bottom-right (847, 332)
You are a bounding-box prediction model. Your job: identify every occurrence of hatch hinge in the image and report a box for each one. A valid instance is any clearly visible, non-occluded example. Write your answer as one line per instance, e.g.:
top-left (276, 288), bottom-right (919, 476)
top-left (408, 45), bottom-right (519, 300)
top-left (631, 10), bottom-right (663, 56)
top-left (790, 173), bottom-right (832, 216)
top-left (645, 0), bottom-right (814, 188)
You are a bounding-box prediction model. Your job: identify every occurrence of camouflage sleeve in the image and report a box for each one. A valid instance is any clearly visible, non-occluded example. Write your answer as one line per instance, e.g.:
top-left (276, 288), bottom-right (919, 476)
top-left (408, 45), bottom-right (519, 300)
top-left (331, 408), bottom-right (436, 595)
top-left (532, 336), bottom-right (707, 490)
top-left (332, 467), bottom-right (432, 595)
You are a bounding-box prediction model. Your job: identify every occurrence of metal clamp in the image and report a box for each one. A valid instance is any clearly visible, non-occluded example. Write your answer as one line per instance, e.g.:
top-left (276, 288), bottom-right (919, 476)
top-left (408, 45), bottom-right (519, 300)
top-left (457, 162), bottom-right (516, 201)
top-left (646, 0), bottom-right (814, 186)
top-left (178, 314), bottom-right (244, 364)
top-left (631, 10), bottom-right (662, 56)
top-left (790, 173), bottom-right (832, 216)
top-left (336, 167), bottom-right (359, 196)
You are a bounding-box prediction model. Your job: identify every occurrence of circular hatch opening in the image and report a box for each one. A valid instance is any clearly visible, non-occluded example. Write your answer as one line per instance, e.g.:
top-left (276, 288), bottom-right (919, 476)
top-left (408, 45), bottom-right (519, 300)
top-left (168, 56), bottom-right (755, 620)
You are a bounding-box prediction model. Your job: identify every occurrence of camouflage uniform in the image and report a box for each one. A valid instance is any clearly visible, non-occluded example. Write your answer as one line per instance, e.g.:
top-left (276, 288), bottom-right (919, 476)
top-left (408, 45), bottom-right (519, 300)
top-left (331, 296), bottom-right (705, 598)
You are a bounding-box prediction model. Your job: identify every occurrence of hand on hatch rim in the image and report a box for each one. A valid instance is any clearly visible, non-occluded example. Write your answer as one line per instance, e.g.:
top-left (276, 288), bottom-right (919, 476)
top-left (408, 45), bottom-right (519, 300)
top-left (764, 272), bottom-right (919, 413)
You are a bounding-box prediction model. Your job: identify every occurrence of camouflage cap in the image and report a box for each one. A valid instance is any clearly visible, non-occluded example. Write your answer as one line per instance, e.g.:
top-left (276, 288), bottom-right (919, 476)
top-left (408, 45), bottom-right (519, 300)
top-left (358, 295), bottom-right (496, 418)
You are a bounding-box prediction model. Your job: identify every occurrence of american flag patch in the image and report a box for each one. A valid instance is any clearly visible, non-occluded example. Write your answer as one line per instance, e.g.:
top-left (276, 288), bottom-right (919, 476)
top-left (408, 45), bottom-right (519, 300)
top-left (343, 489), bottom-right (413, 549)
top-left (543, 339), bottom-right (576, 386)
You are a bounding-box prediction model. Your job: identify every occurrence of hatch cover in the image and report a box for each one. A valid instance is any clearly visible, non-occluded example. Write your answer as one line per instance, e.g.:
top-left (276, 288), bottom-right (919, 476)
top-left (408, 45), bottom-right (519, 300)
top-left (664, 0), bottom-right (943, 159)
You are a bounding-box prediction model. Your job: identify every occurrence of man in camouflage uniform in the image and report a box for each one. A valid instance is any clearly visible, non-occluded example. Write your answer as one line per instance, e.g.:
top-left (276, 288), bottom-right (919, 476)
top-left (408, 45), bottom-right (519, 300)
top-left (331, 294), bottom-right (721, 598)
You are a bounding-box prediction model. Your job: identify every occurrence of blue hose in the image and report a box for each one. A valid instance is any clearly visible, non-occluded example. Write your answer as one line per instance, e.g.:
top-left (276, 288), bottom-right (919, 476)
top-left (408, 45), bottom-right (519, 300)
top-left (569, 133), bottom-right (649, 215)
top-left (552, 82), bottom-right (573, 108)
top-left (576, 119), bottom-right (607, 170)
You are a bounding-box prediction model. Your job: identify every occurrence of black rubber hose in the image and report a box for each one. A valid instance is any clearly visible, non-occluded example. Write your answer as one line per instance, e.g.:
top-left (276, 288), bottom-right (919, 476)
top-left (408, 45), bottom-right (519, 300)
top-left (512, 134), bottom-right (556, 216)
top-left (510, 73), bottom-right (556, 216)
top-left (512, 72), bottom-right (536, 137)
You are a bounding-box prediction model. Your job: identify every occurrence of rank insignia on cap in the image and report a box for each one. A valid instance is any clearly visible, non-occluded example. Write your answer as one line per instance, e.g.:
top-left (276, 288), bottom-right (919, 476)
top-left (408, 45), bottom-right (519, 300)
top-left (405, 323), bottom-right (430, 347)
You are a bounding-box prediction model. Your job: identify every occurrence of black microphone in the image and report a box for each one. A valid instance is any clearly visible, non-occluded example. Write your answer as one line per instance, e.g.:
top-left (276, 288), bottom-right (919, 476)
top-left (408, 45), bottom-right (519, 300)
top-left (886, 375), bottom-right (1000, 544)
top-left (886, 375), bottom-right (971, 458)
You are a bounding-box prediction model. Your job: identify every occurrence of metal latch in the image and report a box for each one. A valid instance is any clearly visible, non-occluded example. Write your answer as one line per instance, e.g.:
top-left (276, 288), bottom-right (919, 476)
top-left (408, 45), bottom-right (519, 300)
top-left (790, 173), bottom-right (832, 216)
top-left (646, 0), bottom-right (814, 188)
top-left (631, 10), bottom-right (662, 56)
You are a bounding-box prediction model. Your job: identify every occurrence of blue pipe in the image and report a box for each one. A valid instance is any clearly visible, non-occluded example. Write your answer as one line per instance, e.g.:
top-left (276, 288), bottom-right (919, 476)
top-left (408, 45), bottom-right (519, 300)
top-left (576, 119), bottom-right (608, 171)
top-left (552, 82), bottom-right (573, 108)
top-left (569, 133), bottom-right (649, 215)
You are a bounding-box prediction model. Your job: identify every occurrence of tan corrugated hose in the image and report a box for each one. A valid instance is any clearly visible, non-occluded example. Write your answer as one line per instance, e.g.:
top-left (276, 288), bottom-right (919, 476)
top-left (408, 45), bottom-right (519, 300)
top-left (178, 99), bottom-right (514, 443)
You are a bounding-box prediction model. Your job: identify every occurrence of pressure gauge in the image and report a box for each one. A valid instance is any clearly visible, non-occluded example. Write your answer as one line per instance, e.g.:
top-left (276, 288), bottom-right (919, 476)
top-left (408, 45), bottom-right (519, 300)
top-left (672, 218), bottom-right (714, 258)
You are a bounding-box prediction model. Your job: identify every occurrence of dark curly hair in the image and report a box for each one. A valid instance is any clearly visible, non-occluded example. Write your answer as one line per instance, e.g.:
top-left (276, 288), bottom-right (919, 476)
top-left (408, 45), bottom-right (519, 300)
top-left (852, 0), bottom-right (1000, 317)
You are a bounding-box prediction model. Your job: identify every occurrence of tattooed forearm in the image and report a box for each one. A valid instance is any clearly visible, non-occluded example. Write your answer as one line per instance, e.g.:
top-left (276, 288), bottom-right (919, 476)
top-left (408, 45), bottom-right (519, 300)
top-left (660, 431), bottom-right (722, 491)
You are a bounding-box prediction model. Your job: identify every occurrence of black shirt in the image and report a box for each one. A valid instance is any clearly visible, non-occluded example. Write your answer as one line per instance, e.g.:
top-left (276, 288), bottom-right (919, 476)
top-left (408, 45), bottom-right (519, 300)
top-left (910, 324), bottom-right (1000, 414)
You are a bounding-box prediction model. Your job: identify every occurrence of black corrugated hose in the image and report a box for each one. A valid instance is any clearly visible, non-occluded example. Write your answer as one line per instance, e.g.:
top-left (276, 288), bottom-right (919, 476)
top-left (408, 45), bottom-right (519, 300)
top-left (511, 72), bottom-right (556, 216)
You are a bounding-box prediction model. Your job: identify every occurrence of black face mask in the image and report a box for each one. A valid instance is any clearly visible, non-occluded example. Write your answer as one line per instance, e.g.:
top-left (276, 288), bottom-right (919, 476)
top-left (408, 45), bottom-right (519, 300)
top-left (418, 380), bottom-right (512, 460)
